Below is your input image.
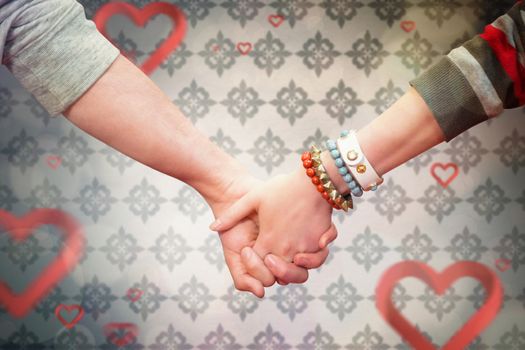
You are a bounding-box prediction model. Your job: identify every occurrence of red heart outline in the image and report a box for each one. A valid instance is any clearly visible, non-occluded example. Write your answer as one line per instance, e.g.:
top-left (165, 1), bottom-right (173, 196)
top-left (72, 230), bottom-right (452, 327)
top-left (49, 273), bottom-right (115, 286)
top-left (126, 288), bottom-right (144, 302)
top-left (268, 14), bottom-right (285, 28)
top-left (236, 42), bottom-right (252, 55)
top-left (0, 209), bottom-right (85, 318)
top-left (94, 2), bottom-right (187, 76)
top-left (495, 258), bottom-right (511, 272)
top-left (430, 162), bottom-right (459, 188)
top-left (376, 261), bottom-right (503, 350)
top-left (104, 322), bottom-right (139, 347)
top-left (401, 20), bottom-right (415, 33)
top-left (46, 155), bottom-right (62, 170)
top-left (55, 304), bottom-right (84, 329)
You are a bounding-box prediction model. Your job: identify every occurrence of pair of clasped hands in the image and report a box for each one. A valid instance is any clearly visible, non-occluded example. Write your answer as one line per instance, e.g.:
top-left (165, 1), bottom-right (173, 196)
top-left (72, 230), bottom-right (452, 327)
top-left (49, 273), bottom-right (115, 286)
top-left (207, 162), bottom-right (338, 298)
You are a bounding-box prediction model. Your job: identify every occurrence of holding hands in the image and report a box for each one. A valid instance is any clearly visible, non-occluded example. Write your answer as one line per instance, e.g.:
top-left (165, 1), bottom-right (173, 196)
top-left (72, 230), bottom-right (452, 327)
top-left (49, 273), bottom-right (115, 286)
top-left (207, 164), bottom-right (338, 297)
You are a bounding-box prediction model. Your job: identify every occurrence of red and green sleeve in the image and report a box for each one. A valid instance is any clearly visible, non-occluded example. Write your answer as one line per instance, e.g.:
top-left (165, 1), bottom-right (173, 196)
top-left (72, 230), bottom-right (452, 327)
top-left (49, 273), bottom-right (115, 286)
top-left (409, 1), bottom-right (525, 142)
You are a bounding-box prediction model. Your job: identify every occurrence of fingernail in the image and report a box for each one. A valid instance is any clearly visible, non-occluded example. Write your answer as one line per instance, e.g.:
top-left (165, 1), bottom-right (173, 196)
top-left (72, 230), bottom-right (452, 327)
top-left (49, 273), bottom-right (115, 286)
top-left (266, 254), bottom-right (276, 268)
top-left (209, 219), bottom-right (221, 231)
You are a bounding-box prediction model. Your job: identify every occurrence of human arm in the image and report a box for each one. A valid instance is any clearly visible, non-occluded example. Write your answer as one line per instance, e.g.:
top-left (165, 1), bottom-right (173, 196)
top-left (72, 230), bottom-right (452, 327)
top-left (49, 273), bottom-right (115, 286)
top-left (1, 0), bottom-right (333, 297)
top-left (211, 1), bottom-right (525, 274)
top-left (328, 1), bottom-right (525, 190)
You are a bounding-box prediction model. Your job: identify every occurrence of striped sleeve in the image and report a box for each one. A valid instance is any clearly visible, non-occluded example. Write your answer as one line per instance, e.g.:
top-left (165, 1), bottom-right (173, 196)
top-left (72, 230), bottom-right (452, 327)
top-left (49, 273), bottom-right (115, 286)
top-left (409, 1), bottom-right (525, 142)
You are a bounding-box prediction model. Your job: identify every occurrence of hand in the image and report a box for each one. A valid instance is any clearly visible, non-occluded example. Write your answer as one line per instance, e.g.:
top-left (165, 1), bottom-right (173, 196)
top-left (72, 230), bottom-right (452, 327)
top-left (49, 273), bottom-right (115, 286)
top-left (206, 170), bottom-right (334, 297)
top-left (209, 166), bottom-right (337, 288)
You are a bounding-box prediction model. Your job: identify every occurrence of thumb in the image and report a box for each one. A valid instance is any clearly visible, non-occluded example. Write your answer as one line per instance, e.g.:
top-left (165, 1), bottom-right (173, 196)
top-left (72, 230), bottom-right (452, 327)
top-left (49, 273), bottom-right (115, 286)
top-left (209, 189), bottom-right (259, 231)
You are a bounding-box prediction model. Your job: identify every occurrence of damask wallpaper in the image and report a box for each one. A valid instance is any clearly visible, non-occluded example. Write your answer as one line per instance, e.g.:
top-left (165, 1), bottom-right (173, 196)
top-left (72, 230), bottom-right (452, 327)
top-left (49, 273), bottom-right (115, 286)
top-left (0, 0), bottom-right (524, 349)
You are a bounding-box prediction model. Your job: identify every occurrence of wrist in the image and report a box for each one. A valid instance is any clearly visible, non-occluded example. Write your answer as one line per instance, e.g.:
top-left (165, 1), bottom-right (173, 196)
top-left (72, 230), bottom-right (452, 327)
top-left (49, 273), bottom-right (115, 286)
top-left (321, 150), bottom-right (350, 196)
top-left (193, 157), bottom-right (258, 210)
top-left (293, 164), bottom-right (332, 212)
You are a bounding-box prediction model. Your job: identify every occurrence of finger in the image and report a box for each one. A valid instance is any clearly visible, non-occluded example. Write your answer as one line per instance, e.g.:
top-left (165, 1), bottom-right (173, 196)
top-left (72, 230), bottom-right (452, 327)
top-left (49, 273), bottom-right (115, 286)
top-left (241, 247), bottom-right (276, 287)
top-left (319, 223), bottom-right (338, 249)
top-left (293, 247), bottom-right (329, 269)
top-left (209, 190), bottom-right (259, 232)
top-left (264, 254), bottom-right (309, 284)
top-left (276, 278), bottom-right (289, 286)
top-left (224, 249), bottom-right (265, 298)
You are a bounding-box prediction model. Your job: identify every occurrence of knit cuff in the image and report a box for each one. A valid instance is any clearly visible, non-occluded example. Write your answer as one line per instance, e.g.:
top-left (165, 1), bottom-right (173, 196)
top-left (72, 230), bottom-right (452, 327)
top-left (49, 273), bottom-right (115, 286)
top-left (409, 57), bottom-right (488, 142)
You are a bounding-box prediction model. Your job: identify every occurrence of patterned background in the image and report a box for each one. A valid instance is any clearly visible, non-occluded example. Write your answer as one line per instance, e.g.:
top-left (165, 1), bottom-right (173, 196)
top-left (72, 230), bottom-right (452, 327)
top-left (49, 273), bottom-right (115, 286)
top-left (0, 0), bottom-right (524, 348)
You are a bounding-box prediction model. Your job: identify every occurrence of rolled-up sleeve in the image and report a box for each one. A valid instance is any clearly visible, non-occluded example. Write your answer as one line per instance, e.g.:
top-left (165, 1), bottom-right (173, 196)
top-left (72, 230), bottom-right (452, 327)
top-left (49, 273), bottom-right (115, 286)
top-left (1, 0), bottom-right (119, 116)
top-left (409, 1), bottom-right (525, 142)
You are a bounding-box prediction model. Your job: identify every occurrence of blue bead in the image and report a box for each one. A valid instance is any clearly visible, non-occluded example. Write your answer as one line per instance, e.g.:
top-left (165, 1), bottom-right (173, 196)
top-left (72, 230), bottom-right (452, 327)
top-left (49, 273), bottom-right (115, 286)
top-left (370, 184), bottom-right (377, 191)
top-left (352, 188), bottom-right (363, 197)
top-left (330, 149), bottom-right (340, 159)
top-left (338, 167), bottom-right (348, 175)
top-left (340, 130), bottom-right (349, 137)
top-left (343, 173), bottom-right (352, 182)
top-left (326, 140), bottom-right (337, 151)
top-left (335, 158), bottom-right (345, 168)
top-left (349, 180), bottom-right (357, 189)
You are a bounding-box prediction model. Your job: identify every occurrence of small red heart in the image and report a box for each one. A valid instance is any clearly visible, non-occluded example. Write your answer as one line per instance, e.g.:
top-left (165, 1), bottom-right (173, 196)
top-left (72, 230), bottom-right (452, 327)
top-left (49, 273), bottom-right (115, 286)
top-left (94, 2), bottom-right (187, 76)
top-left (55, 304), bottom-right (84, 329)
top-left (46, 155), bottom-right (62, 170)
top-left (268, 14), bottom-right (285, 28)
top-left (430, 162), bottom-right (459, 188)
top-left (401, 20), bottom-right (415, 33)
top-left (236, 42), bottom-right (252, 55)
top-left (104, 323), bottom-right (139, 347)
top-left (495, 258), bottom-right (511, 272)
top-left (126, 288), bottom-right (143, 302)
top-left (212, 44), bottom-right (221, 52)
top-left (376, 261), bottom-right (503, 350)
top-left (0, 209), bottom-right (85, 318)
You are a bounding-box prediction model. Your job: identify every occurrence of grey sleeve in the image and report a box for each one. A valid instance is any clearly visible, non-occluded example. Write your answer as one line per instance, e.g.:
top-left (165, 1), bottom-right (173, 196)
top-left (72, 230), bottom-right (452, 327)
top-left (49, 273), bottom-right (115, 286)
top-left (1, 0), bottom-right (120, 116)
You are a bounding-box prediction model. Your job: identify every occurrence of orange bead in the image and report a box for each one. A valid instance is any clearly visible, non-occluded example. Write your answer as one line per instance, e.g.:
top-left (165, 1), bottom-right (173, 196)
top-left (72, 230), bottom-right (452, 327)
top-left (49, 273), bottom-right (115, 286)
top-left (334, 204), bottom-right (341, 210)
top-left (317, 184), bottom-right (325, 193)
top-left (335, 197), bottom-right (343, 205)
top-left (303, 159), bottom-right (313, 169)
top-left (311, 176), bottom-right (320, 184)
top-left (301, 152), bottom-right (311, 161)
top-left (306, 168), bottom-right (315, 177)
top-left (322, 191), bottom-right (329, 199)
top-left (328, 199), bottom-right (334, 205)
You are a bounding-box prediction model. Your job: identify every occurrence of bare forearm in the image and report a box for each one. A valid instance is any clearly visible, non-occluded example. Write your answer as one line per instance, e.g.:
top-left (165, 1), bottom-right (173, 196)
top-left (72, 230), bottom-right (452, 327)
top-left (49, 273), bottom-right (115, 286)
top-left (63, 55), bottom-right (247, 204)
top-left (358, 86), bottom-right (444, 176)
top-left (325, 87), bottom-right (445, 193)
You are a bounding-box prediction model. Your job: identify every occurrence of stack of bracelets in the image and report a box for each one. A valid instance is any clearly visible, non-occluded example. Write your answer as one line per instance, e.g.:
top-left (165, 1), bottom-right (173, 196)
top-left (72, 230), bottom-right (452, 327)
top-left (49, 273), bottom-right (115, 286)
top-left (301, 129), bottom-right (384, 212)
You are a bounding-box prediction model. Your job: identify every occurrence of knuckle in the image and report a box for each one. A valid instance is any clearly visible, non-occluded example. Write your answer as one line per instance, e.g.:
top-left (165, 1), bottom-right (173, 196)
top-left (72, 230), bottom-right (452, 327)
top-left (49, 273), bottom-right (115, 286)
top-left (233, 280), bottom-right (248, 292)
top-left (262, 277), bottom-right (276, 287)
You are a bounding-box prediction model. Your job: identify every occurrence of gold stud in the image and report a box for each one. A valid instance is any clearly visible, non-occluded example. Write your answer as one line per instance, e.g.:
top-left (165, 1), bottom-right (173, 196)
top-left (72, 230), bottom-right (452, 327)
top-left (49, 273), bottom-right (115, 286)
top-left (323, 181), bottom-right (332, 190)
top-left (341, 201), bottom-right (349, 211)
top-left (357, 164), bottom-right (366, 173)
top-left (317, 164), bottom-right (326, 173)
top-left (329, 190), bottom-right (338, 200)
top-left (347, 150), bottom-right (358, 161)
top-left (319, 173), bottom-right (329, 182)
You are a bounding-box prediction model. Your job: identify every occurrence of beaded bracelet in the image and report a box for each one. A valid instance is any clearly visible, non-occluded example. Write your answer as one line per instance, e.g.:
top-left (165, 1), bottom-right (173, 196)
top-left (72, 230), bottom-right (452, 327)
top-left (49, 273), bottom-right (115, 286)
top-left (325, 138), bottom-right (363, 198)
top-left (301, 146), bottom-right (353, 212)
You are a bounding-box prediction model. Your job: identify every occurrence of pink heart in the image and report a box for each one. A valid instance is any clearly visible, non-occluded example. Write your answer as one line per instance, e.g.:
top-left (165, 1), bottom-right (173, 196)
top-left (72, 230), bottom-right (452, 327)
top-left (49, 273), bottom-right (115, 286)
top-left (46, 155), bottom-right (62, 170)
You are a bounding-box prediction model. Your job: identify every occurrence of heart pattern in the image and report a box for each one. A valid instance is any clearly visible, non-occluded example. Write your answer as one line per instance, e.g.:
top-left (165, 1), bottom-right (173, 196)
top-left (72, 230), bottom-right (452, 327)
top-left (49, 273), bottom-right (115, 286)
top-left (0, 209), bottom-right (85, 318)
top-left (430, 162), bottom-right (459, 188)
top-left (376, 261), bottom-right (503, 350)
top-left (94, 2), bottom-right (187, 75)
top-left (401, 20), bottom-right (416, 33)
top-left (55, 304), bottom-right (84, 329)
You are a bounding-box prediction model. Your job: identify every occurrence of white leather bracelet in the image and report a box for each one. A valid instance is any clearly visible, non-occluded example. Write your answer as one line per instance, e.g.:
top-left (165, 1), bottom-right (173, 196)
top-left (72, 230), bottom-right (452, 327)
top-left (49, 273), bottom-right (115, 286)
top-left (336, 129), bottom-right (383, 191)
